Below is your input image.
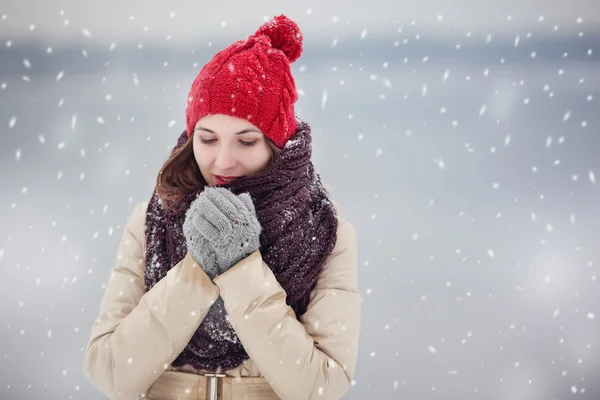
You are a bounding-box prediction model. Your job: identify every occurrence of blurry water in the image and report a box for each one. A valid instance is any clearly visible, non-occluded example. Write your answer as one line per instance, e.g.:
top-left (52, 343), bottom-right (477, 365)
top-left (0, 34), bottom-right (599, 399)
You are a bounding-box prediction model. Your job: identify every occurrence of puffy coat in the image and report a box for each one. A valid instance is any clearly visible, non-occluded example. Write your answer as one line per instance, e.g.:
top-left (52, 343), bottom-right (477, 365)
top-left (82, 187), bottom-right (361, 399)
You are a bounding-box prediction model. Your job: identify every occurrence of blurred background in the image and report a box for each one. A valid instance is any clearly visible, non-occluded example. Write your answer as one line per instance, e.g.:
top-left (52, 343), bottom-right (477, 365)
top-left (1, 0), bottom-right (599, 399)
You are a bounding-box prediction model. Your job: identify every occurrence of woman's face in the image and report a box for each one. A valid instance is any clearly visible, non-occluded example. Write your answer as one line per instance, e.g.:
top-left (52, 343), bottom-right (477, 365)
top-left (193, 114), bottom-right (271, 186)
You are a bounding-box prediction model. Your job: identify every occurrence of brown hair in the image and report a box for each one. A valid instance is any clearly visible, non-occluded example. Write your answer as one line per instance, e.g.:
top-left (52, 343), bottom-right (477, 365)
top-left (155, 134), bottom-right (283, 213)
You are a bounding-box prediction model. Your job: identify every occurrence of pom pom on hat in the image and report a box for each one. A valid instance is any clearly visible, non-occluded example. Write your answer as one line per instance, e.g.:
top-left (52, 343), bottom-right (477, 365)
top-left (254, 14), bottom-right (303, 63)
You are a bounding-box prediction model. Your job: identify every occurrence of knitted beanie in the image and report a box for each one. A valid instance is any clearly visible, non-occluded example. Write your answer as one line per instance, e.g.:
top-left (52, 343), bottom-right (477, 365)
top-left (185, 14), bottom-right (303, 149)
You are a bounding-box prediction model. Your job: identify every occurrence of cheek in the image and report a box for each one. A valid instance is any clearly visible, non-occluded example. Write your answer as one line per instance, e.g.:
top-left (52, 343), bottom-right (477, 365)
top-left (246, 144), bottom-right (271, 171)
top-left (193, 143), bottom-right (211, 169)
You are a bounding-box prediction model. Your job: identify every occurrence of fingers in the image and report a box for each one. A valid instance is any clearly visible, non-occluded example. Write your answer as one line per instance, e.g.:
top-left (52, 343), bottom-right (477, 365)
top-left (217, 188), bottom-right (256, 215)
top-left (196, 195), bottom-right (232, 232)
top-left (204, 187), bottom-right (249, 221)
top-left (204, 187), bottom-right (238, 220)
top-left (196, 214), bottom-right (221, 242)
top-left (238, 193), bottom-right (256, 214)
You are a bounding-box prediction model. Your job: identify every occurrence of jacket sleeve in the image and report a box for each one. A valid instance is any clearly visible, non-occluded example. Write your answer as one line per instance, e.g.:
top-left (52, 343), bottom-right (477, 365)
top-left (213, 219), bottom-right (361, 400)
top-left (82, 202), bottom-right (220, 400)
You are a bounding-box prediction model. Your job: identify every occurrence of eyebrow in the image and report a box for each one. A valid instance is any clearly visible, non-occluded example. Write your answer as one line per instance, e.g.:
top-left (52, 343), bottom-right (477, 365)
top-left (195, 127), bottom-right (262, 135)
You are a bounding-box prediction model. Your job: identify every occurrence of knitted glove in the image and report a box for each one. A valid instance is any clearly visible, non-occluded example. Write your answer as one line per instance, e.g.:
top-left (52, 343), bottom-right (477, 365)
top-left (183, 207), bottom-right (219, 280)
top-left (182, 187), bottom-right (262, 279)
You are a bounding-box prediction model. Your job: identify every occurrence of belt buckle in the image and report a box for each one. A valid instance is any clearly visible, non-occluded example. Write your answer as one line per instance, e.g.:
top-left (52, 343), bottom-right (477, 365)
top-left (204, 373), bottom-right (226, 400)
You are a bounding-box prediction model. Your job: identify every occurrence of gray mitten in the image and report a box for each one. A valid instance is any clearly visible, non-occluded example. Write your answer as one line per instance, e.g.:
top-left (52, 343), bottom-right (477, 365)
top-left (184, 187), bottom-right (262, 278)
top-left (183, 201), bottom-right (220, 279)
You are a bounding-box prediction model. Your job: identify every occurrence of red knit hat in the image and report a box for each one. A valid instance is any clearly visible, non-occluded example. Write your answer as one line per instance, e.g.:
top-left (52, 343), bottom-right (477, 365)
top-left (185, 15), bottom-right (303, 149)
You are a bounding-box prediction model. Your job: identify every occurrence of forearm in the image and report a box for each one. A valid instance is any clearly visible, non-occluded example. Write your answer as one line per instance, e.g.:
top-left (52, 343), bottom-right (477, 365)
top-left (214, 251), bottom-right (360, 400)
top-left (83, 252), bottom-right (220, 399)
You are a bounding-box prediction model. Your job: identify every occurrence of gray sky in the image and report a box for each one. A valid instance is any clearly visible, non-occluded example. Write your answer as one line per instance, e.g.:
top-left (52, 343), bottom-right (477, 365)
top-left (1, 0), bottom-right (599, 45)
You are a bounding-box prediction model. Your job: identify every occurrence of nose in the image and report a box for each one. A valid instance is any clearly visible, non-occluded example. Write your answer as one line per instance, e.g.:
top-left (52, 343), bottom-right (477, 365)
top-left (214, 144), bottom-right (236, 170)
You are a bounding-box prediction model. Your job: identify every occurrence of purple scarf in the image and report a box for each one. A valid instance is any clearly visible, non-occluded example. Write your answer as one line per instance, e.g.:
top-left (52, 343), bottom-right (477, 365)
top-left (143, 120), bottom-right (339, 372)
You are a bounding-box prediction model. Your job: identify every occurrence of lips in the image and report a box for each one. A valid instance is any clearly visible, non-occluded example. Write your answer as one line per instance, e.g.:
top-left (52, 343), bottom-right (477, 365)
top-left (214, 175), bottom-right (243, 184)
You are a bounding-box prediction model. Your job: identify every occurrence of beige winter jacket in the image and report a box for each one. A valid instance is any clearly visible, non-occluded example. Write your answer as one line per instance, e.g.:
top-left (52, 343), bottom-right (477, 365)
top-left (82, 189), bottom-right (360, 400)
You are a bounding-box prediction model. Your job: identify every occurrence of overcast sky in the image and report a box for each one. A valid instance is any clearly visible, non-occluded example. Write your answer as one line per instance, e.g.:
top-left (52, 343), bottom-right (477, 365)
top-left (1, 0), bottom-right (599, 46)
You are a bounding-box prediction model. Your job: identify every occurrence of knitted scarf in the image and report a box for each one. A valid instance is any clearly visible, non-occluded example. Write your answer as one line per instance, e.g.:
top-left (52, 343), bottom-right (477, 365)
top-left (143, 120), bottom-right (339, 372)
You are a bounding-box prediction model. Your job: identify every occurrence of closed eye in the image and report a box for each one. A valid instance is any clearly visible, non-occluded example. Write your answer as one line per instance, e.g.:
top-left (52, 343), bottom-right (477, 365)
top-left (200, 138), bottom-right (257, 147)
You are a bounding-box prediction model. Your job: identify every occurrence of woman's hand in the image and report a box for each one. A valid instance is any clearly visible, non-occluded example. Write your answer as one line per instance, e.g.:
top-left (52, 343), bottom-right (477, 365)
top-left (182, 187), bottom-right (262, 279)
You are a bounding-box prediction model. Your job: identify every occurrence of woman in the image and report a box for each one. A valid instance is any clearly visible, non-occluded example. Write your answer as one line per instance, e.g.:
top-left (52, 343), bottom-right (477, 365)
top-left (82, 14), bottom-right (360, 400)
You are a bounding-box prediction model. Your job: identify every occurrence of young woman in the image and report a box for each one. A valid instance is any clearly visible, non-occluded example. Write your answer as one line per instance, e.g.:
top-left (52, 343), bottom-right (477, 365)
top-left (82, 14), bottom-right (360, 400)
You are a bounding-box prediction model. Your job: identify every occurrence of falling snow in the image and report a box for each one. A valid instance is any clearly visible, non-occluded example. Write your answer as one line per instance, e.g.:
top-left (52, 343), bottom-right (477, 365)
top-left (1, 6), bottom-right (599, 400)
